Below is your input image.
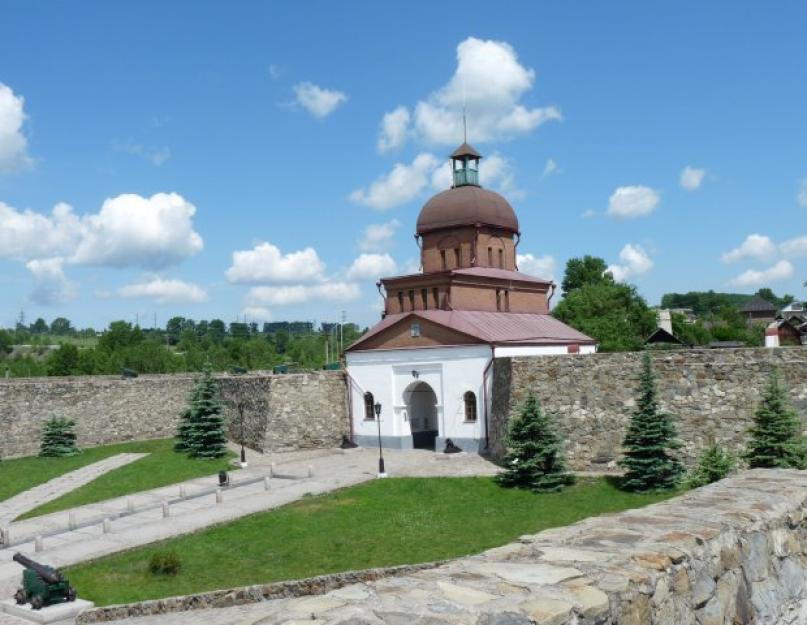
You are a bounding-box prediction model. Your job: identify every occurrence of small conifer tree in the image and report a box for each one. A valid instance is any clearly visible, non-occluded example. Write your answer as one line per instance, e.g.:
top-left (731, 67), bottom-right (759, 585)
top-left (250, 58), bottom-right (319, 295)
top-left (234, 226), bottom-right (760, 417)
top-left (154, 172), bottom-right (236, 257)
top-left (496, 394), bottom-right (574, 493)
top-left (39, 418), bottom-right (80, 457)
top-left (185, 365), bottom-right (228, 459)
top-left (174, 383), bottom-right (201, 453)
top-left (686, 443), bottom-right (736, 488)
top-left (619, 352), bottom-right (684, 491)
top-left (745, 370), bottom-right (801, 468)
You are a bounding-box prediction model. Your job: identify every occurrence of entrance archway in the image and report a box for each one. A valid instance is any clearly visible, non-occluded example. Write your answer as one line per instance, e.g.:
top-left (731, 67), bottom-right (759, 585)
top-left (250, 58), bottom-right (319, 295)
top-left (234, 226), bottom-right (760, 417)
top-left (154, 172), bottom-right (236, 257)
top-left (405, 382), bottom-right (438, 450)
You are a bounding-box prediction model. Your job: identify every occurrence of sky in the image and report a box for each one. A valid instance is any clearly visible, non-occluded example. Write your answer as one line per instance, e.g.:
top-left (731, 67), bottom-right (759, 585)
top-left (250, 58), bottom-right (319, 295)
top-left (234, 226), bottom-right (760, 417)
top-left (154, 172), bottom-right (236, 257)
top-left (1, 1), bottom-right (806, 330)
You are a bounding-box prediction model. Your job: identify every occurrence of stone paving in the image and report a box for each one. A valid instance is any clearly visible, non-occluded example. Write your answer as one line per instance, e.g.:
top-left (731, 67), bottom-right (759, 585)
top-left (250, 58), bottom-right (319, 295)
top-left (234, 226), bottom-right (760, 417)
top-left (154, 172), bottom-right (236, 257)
top-left (0, 454), bottom-right (148, 537)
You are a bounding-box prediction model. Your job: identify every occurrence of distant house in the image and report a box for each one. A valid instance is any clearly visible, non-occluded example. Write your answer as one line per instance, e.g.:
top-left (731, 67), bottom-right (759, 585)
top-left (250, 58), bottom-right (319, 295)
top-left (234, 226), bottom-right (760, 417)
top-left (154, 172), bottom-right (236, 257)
top-left (765, 318), bottom-right (805, 347)
top-left (645, 327), bottom-right (688, 348)
top-left (740, 296), bottom-right (777, 325)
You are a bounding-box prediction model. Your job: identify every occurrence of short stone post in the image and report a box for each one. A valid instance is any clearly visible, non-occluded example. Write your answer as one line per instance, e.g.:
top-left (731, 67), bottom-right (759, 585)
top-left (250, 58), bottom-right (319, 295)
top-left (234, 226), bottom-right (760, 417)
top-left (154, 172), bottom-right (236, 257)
top-left (263, 476), bottom-right (271, 491)
top-left (179, 485), bottom-right (187, 499)
top-left (161, 501), bottom-right (170, 518)
top-left (270, 462), bottom-right (277, 477)
top-left (68, 511), bottom-right (77, 531)
top-left (34, 536), bottom-right (44, 553)
top-left (216, 488), bottom-right (223, 504)
top-left (126, 498), bottom-right (135, 514)
top-left (1, 526), bottom-right (10, 546)
top-left (102, 518), bottom-right (112, 534)
top-left (307, 465), bottom-right (314, 478)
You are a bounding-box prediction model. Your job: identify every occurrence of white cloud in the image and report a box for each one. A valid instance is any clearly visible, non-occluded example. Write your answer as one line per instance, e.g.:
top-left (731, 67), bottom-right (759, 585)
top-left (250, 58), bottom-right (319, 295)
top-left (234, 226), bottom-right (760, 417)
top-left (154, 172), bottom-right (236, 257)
top-left (226, 242), bottom-right (325, 284)
top-left (721, 234), bottom-right (777, 264)
top-left (402, 257), bottom-right (421, 274)
top-left (118, 277), bottom-right (207, 304)
top-left (680, 166), bottom-right (705, 191)
top-left (542, 159), bottom-right (559, 178)
top-left (377, 106), bottom-right (410, 152)
top-left (359, 220), bottom-right (400, 252)
top-left (608, 244), bottom-right (653, 282)
top-left (113, 140), bottom-right (171, 166)
top-left (517, 253), bottom-right (555, 280)
top-left (0, 201), bottom-right (84, 260)
top-left (268, 65), bottom-right (281, 80)
top-left (243, 306), bottom-right (272, 321)
top-left (411, 37), bottom-right (560, 145)
top-left (729, 260), bottom-right (794, 287)
top-left (346, 253), bottom-right (397, 281)
top-left (606, 186), bottom-right (660, 219)
top-left (581, 209), bottom-right (596, 219)
top-left (350, 153), bottom-right (439, 211)
top-left (246, 282), bottom-right (360, 307)
top-left (25, 258), bottom-right (76, 306)
top-left (798, 178), bottom-right (807, 208)
top-left (780, 236), bottom-right (807, 258)
top-left (0, 83), bottom-right (32, 173)
top-left (71, 193), bottom-right (203, 269)
top-left (293, 82), bottom-right (347, 118)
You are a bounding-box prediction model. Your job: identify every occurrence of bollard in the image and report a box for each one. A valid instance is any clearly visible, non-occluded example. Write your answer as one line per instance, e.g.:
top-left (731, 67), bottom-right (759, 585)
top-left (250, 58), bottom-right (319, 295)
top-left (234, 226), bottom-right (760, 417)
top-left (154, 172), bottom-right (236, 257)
top-left (216, 488), bottom-right (223, 504)
top-left (161, 501), bottom-right (170, 518)
top-left (263, 476), bottom-right (271, 491)
top-left (102, 518), bottom-right (111, 534)
top-left (307, 465), bottom-right (314, 478)
top-left (270, 462), bottom-right (276, 477)
top-left (2, 526), bottom-right (10, 546)
top-left (68, 511), bottom-right (77, 531)
top-left (179, 485), bottom-right (187, 499)
top-left (126, 498), bottom-right (135, 514)
top-left (34, 536), bottom-right (44, 553)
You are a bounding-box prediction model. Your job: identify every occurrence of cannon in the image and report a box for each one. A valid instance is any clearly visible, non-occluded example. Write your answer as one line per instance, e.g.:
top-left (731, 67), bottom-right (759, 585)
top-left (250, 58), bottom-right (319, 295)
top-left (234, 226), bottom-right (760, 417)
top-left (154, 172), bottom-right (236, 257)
top-left (12, 553), bottom-right (76, 610)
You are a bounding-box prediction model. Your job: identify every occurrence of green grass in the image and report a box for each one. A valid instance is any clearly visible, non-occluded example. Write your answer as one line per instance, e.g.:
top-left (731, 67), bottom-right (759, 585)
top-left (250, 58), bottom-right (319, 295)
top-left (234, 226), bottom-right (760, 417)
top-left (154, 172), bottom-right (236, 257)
top-left (67, 476), bottom-right (678, 606)
top-left (0, 439), bottom-right (233, 519)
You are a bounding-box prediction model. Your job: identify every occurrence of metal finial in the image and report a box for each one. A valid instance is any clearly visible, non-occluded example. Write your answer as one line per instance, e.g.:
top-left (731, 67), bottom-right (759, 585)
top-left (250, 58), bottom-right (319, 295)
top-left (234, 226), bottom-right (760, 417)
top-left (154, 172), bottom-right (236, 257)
top-left (462, 106), bottom-right (467, 143)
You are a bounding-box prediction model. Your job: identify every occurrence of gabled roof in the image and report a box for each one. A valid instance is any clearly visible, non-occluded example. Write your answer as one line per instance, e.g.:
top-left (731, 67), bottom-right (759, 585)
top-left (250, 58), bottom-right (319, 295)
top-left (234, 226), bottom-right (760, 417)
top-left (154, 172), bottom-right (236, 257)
top-left (346, 310), bottom-right (595, 352)
top-left (644, 327), bottom-right (687, 346)
top-left (740, 296), bottom-right (777, 313)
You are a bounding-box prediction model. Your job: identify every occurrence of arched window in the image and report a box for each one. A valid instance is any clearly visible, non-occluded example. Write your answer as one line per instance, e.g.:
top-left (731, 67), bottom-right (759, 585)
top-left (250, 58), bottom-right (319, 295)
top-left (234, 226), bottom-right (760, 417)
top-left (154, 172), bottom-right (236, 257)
top-left (464, 391), bottom-right (477, 422)
top-left (364, 392), bottom-right (375, 420)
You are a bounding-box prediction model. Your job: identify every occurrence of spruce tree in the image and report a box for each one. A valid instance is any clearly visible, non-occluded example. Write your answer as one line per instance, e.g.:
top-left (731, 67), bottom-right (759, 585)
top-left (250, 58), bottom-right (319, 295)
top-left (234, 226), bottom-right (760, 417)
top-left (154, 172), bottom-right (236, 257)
top-left (39, 418), bottom-right (80, 457)
top-left (496, 394), bottom-right (574, 493)
top-left (174, 383), bottom-right (201, 453)
top-left (185, 365), bottom-right (228, 459)
top-left (686, 443), bottom-right (736, 488)
top-left (745, 370), bottom-right (801, 468)
top-left (619, 352), bottom-right (684, 491)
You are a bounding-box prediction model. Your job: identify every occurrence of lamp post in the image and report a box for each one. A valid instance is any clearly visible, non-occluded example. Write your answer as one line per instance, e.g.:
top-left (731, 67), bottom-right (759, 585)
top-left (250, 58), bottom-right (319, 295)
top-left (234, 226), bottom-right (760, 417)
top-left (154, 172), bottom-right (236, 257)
top-left (374, 401), bottom-right (387, 478)
top-left (236, 401), bottom-right (247, 468)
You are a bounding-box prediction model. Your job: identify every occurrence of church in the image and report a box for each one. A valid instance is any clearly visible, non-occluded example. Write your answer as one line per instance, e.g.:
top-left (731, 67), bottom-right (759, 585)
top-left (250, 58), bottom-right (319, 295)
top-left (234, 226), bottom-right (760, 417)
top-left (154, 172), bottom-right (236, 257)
top-left (345, 143), bottom-right (596, 453)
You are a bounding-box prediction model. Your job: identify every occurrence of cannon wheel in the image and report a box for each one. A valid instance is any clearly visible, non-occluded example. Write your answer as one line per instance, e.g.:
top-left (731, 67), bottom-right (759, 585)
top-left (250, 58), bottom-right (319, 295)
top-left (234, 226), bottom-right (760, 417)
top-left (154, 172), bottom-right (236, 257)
top-left (66, 586), bottom-right (77, 602)
top-left (30, 595), bottom-right (44, 610)
top-left (14, 588), bottom-right (27, 605)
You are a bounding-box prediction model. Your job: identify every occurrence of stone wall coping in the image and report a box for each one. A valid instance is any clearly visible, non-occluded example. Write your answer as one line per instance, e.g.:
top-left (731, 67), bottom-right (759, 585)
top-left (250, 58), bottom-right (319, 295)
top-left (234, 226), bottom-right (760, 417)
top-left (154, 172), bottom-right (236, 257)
top-left (0, 369), bottom-right (345, 385)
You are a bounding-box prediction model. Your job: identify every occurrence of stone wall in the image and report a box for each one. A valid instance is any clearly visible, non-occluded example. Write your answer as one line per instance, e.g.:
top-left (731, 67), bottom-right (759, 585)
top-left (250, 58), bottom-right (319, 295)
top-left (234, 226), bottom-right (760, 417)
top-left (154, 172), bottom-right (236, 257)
top-left (490, 347), bottom-right (807, 470)
top-left (0, 371), bottom-right (348, 459)
top-left (77, 470), bottom-right (807, 625)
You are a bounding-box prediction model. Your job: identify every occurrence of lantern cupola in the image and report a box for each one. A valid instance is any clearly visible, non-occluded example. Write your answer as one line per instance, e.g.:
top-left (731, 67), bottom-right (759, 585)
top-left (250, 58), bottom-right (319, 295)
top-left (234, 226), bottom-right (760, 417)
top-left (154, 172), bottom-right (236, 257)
top-left (450, 142), bottom-right (481, 188)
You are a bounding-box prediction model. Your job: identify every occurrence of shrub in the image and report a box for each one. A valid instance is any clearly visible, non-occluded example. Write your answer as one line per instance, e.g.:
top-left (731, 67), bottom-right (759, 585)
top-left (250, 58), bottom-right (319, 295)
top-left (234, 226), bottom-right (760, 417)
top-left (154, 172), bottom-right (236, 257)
top-left (496, 393), bottom-right (574, 493)
top-left (745, 370), bottom-right (801, 468)
top-left (39, 418), bottom-right (80, 457)
top-left (148, 550), bottom-right (181, 576)
top-left (686, 444), bottom-right (736, 488)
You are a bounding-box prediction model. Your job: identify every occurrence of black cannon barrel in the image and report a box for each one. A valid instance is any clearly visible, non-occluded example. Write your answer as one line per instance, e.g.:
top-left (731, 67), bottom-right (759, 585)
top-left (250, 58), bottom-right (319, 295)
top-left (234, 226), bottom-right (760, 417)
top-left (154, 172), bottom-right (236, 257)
top-left (12, 553), bottom-right (63, 584)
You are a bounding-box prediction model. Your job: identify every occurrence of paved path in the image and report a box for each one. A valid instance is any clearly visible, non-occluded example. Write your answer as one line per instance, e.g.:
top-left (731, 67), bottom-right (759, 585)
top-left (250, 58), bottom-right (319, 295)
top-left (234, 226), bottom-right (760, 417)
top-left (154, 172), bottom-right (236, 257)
top-left (0, 448), bottom-right (499, 612)
top-left (0, 454), bottom-right (148, 534)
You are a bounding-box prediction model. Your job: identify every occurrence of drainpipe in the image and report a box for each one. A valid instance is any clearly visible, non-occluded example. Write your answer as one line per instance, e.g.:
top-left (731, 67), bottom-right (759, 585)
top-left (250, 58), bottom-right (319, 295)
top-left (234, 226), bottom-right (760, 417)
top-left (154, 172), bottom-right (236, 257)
top-left (548, 283), bottom-right (556, 307)
top-left (482, 345), bottom-right (495, 450)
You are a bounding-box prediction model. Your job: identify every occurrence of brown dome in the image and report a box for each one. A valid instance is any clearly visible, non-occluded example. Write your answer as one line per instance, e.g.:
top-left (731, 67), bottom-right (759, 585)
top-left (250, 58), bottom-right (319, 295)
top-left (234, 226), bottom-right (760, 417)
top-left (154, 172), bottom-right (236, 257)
top-left (416, 185), bottom-right (519, 235)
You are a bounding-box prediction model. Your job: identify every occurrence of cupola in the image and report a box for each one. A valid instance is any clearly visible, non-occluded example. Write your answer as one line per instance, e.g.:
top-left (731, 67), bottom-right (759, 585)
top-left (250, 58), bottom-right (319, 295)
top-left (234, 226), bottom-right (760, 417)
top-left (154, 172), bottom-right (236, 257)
top-left (450, 142), bottom-right (482, 187)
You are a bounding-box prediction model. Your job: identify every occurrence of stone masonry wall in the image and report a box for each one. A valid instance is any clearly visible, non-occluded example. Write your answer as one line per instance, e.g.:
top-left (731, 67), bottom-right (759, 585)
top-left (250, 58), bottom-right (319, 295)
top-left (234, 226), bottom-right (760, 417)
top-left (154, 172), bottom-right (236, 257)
top-left (490, 347), bottom-right (807, 470)
top-left (0, 371), bottom-right (348, 459)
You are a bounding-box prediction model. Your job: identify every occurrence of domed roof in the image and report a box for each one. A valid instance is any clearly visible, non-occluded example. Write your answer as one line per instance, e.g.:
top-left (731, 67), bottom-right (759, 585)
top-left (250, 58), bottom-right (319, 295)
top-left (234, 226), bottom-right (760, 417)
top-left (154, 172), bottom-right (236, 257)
top-left (416, 185), bottom-right (519, 235)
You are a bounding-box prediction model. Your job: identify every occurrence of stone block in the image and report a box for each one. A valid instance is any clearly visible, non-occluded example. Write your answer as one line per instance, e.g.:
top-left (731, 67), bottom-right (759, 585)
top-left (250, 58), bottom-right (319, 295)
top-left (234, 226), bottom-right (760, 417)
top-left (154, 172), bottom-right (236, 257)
top-left (1, 598), bottom-right (94, 623)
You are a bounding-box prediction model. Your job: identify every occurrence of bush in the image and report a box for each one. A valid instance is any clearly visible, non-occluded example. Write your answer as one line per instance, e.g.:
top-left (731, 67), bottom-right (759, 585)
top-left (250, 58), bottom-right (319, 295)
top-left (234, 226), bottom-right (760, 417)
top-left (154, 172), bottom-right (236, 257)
top-left (148, 550), bottom-right (181, 576)
top-left (686, 444), bottom-right (736, 488)
top-left (39, 418), bottom-right (80, 457)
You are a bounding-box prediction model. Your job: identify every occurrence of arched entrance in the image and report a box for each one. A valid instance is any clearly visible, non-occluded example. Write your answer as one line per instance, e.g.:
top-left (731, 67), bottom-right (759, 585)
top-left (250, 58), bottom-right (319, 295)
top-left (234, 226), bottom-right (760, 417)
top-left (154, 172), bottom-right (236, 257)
top-left (405, 381), bottom-right (438, 450)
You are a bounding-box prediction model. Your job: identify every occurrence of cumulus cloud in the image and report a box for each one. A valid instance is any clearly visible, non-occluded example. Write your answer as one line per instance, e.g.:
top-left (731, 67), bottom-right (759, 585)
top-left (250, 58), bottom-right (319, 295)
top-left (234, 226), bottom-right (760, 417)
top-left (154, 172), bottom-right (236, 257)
top-left (350, 153), bottom-right (439, 211)
top-left (798, 178), bottom-right (807, 208)
top-left (245, 282), bottom-right (360, 307)
top-left (542, 159), bottom-right (559, 178)
top-left (680, 166), bottom-right (706, 191)
top-left (608, 244), bottom-right (653, 282)
top-left (606, 186), bottom-right (660, 220)
top-left (346, 253), bottom-right (397, 281)
top-left (721, 234), bottom-right (777, 264)
top-left (0, 83), bottom-right (32, 173)
top-left (377, 106), bottom-right (411, 152)
top-left (226, 242), bottom-right (325, 284)
top-left (0, 201), bottom-right (84, 260)
top-left (293, 82), bottom-right (347, 118)
top-left (411, 37), bottom-right (560, 145)
top-left (517, 253), bottom-right (555, 280)
top-left (729, 260), bottom-right (794, 287)
top-left (118, 277), bottom-right (207, 304)
top-left (359, 220), bottom-right (400, 252)
top-left (780, 236), bottom-right (807, 258)
top-left (25, 258), bottom-right (76, 306)
top-left (71, 193), bottom-right (203, 268)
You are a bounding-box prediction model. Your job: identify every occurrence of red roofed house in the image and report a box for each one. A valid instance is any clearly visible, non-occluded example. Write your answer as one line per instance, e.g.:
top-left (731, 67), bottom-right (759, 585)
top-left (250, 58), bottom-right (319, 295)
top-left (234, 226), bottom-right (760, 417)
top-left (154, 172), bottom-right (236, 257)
top-left (345, 143), bottom-right (595, 453)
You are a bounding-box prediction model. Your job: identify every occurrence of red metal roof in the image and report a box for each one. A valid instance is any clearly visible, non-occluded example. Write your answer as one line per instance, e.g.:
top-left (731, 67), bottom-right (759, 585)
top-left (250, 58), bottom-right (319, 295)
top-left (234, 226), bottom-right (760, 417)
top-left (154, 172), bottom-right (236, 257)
top-left (347, 310), bottom-right (595, 352)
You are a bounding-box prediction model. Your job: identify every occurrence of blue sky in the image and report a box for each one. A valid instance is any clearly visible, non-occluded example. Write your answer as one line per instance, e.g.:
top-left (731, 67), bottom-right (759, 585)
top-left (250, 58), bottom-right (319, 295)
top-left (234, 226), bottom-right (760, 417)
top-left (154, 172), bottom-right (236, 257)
top-left (1, 1), bottom-right (805, 330)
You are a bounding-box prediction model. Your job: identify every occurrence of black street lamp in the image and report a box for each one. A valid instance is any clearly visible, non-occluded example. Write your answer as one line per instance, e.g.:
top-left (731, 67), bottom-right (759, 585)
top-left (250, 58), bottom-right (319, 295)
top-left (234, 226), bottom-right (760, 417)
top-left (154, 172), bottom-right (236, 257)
top-left (236, 402), bottom-right (247, 468)
top-left (374, 401), bottom-right (387, 478)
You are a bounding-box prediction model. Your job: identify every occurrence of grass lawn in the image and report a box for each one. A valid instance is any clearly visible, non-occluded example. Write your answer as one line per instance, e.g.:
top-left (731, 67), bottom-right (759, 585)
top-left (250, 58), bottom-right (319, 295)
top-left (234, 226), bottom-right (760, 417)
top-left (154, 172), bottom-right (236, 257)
top-left (0, 439), bottom-right (234, 519)
top-left (67, 476), bottom-right (678, 606)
